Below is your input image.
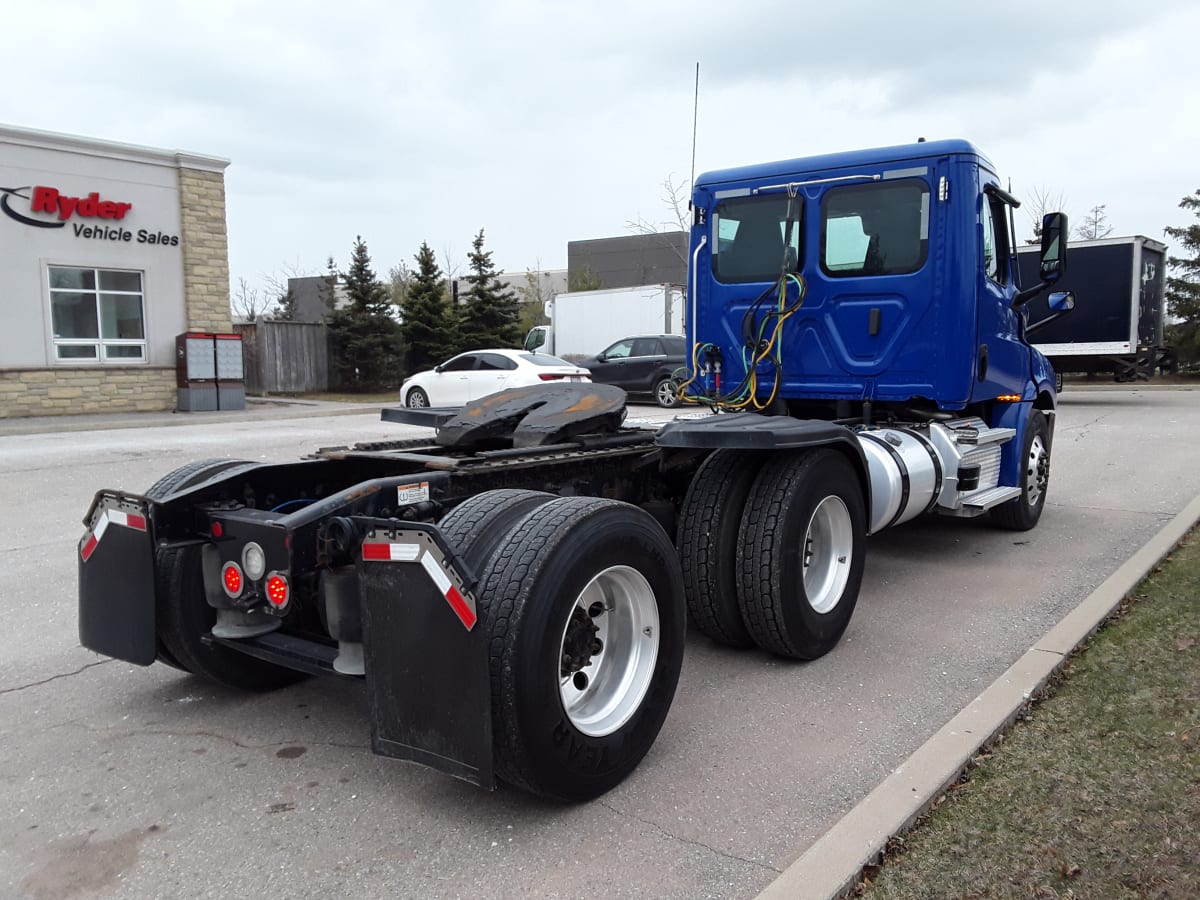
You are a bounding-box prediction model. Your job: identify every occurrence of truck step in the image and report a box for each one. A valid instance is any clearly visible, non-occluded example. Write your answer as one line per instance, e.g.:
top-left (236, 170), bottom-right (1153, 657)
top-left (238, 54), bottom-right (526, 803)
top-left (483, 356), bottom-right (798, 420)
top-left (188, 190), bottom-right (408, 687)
top-left (945, 417), bottom-right (1015, 447)
top-left (961, 485), bottom-right (1022, 510)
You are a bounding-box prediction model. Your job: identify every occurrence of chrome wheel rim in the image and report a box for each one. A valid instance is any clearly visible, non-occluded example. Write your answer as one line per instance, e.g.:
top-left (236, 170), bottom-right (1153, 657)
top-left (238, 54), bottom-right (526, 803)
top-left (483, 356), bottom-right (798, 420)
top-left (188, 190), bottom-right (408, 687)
top-left (1026, 433), bottom-right (1049, 507)
top-left (656, 380), bottom-right (677, 406)
top-left (558, 565), bottom-right (659, 737)
top-left (802, 495), bottom-right (853, 614)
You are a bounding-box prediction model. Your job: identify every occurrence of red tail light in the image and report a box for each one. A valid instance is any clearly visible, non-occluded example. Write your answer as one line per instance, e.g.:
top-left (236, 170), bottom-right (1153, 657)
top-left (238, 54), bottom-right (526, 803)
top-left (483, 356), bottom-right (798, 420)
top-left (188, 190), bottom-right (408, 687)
top-left (265, 573), bottom-right (290, 608)
top-left (221, 562), bottom-right (243, 598)
top-left (539, 373), bottom-right (567, 381)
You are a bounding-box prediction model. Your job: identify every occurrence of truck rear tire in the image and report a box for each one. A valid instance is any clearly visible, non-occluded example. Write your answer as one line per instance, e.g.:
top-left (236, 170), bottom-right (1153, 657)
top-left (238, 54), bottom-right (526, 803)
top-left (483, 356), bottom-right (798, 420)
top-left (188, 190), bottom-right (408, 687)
top-left (146, 458), bottom-right (256, 673)
top-left (477, 497), bottom-right (686, 801)
top-left (145, 458), bottom-right (256, 499)
top-left (677, 449), bottom-right (762, 647)
top-left (438, 489), bottom-right (556, 570)
top-left (736, 449), bottom-right (866, 660)
top-left (146, 458), bottom-right (304, 690)
top-left (991, 411), bottom-right (1051, 531)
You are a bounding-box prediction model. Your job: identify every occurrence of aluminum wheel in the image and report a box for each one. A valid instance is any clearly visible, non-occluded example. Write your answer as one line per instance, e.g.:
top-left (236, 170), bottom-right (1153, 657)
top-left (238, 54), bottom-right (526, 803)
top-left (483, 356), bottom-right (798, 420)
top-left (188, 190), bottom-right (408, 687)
top-left (801, 495), bottom-right (854, 614)
top-left (558, 565), bottom-right (659, 737)
top-left (655, 378), bottom-right (679, 408)
top-left (406, 387), bottom-right (428, 408)
top-left (1025, 432), bottom-right (1049, 507)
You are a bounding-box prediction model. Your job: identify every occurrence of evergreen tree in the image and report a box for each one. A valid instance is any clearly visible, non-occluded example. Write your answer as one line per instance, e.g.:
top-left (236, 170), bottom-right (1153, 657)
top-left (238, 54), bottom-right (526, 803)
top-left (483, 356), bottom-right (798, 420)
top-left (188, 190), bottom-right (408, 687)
top-left (325, 236), bottom-right (404, 391)
top-left (401, 242), bottom-right (458, 373)
top-left (458, 229), bottom-right (522, 348)
top-left (1164, 190), bottom-right (1200, 370)
top-left (271, 286), bottom-right (299, 321)
top-left (343, 235), bottom-right (394, 316)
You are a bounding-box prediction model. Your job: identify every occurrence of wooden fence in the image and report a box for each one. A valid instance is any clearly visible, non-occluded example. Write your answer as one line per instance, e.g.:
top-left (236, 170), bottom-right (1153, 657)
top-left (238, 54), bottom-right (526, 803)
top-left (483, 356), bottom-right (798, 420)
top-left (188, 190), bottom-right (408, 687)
top-left (234, 321), bottom-right (329, 394)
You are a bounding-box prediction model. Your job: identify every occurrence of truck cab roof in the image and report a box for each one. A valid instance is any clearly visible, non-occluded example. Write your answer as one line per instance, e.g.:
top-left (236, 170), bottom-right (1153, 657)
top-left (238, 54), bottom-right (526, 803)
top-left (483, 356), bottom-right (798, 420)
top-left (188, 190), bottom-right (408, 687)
top-left (695, 139), bottom-right (989, 189)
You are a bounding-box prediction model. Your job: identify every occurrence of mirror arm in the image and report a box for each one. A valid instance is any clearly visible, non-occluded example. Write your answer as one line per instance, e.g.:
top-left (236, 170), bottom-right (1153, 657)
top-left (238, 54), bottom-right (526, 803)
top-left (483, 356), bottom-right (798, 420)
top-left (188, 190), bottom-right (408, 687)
top-left (1025, 310), bottom-right (1068, 336)
top-left (1012, 281), bottom-right (1048, 310)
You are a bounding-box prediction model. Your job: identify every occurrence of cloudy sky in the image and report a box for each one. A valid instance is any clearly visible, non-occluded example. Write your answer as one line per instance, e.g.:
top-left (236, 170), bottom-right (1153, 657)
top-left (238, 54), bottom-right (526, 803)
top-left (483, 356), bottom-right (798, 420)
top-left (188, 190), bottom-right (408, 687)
top-left (5, 1), bottom-right (1196, 300)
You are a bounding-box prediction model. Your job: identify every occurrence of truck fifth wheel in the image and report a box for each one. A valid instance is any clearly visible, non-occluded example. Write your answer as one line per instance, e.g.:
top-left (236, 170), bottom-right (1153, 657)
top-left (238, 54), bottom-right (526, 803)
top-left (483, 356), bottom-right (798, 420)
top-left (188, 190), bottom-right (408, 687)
top-left (78, 139), bottom-right (1075, 800)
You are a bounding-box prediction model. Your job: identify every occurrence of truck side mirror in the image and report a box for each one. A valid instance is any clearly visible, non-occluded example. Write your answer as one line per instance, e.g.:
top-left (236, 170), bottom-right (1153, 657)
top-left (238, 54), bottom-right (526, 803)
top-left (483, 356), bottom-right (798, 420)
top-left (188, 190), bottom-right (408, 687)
top-left (1039, 212), bottom-right (1068, 282)
top-left (1024, 290), bottom-right (1077, 336)
top-left (1048, 290), bottom-right (1075, 312)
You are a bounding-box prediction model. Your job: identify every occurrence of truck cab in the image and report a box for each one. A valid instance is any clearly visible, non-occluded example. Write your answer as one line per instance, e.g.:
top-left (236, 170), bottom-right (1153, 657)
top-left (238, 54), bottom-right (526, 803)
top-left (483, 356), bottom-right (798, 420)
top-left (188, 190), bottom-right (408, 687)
top-left (687, 139), bottom-right (1064, 416)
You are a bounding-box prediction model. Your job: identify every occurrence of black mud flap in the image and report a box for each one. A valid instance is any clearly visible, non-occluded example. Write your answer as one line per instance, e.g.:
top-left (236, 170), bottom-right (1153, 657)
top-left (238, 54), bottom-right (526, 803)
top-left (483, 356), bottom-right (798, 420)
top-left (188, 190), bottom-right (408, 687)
top-left (77, 492), bottom-right (157, 665)
top-left (356, 520), bottom-right (494, 789)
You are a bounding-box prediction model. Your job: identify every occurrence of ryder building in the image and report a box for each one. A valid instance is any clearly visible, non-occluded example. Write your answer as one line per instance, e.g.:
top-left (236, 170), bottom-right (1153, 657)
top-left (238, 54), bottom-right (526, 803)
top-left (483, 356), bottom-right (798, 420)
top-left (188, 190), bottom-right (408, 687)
top-left (0, 124), bottom-right (232, 418)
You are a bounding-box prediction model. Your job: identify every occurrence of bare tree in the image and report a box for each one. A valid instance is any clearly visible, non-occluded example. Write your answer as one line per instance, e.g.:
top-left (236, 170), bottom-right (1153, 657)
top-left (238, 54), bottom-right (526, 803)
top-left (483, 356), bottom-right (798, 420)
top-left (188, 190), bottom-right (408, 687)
top-left (1023, 185), bottom-right (1068, 245)
top-left (262, 258), bottom-right (313, 320)
top-left (626, 174), bottom-right (691, 263)
top-left (1075, 204), bottom-right (1114, 241)
top-left (231, 276), bottom-right (273, 322)
top-left (388, 260), bottom-right (413, 310)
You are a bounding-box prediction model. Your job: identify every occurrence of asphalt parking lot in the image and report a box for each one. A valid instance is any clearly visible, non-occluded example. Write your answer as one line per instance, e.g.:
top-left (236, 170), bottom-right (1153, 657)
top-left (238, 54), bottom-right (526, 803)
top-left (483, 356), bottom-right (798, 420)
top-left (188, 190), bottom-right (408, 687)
top-left (2, 389), bottom-right (1198, 900)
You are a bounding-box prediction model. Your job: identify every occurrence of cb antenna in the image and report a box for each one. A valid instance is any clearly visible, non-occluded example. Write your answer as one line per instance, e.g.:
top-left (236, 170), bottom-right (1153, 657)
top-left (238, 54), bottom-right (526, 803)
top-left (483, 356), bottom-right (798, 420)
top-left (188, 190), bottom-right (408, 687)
top-left (690, 62), bottom-right (700, 196)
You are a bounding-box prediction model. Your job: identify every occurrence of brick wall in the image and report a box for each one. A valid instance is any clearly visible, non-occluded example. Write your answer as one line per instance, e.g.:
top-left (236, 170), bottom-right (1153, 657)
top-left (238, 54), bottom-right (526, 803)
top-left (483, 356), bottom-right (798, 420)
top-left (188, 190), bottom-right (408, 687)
top-left (0, 367), bottom-right (176, 418)
top-left (178, 167), bottom-right (232, 333)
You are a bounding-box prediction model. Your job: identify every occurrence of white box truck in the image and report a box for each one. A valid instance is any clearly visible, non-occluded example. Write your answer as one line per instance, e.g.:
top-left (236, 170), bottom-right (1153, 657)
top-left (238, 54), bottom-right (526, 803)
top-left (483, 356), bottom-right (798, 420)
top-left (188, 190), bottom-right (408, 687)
top-left (524, 284), bottom-right (684, 359)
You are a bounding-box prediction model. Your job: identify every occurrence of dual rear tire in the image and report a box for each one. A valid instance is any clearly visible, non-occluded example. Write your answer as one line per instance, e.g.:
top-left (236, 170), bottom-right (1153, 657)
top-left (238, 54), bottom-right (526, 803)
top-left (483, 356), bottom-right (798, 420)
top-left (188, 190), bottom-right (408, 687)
top-left (678, 448), bottom-right (867, 660)
top-left (439, 491), bottom-right (687, 801)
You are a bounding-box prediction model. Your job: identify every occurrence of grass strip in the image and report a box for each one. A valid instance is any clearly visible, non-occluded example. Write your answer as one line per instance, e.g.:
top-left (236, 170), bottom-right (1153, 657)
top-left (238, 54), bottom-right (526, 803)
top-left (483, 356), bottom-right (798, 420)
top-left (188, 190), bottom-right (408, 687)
top-left (860, 532), bottom-right (1200, 899)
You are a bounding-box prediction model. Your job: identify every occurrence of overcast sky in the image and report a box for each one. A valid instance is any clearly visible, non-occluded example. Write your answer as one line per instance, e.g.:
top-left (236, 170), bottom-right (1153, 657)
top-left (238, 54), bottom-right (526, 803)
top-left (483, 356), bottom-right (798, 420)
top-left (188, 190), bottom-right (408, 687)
top-left (5, 1), bottom-right (1197, 300)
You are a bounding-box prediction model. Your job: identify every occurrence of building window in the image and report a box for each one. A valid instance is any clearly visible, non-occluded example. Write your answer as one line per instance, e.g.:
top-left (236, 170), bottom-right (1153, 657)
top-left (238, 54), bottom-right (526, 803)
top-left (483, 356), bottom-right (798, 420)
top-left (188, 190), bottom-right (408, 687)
top-left (48, 266), bottom-right (146, 363)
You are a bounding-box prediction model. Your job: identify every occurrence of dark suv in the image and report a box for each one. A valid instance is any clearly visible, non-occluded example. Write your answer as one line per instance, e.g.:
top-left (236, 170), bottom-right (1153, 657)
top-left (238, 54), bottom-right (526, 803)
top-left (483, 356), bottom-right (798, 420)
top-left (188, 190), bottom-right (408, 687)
top-left (578, 334), bottom-right (687, 408)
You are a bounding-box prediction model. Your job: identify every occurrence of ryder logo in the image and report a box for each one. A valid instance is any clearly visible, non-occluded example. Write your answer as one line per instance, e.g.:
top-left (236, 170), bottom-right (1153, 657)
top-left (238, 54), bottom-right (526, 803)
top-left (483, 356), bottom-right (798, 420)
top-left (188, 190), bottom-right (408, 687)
top-left (1, 185), bottom-right (133, 228)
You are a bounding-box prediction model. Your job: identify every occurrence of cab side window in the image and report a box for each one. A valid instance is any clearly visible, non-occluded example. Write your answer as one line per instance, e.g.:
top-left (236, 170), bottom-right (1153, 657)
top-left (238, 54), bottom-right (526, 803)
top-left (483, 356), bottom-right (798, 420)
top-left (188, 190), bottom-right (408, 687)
top-left (981, 192), bottom-right (1010, 286)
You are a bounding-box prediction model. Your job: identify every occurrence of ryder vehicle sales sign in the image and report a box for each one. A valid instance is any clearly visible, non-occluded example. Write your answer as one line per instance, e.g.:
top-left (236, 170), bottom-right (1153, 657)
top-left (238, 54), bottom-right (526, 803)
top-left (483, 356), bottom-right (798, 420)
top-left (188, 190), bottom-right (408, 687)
top-left (0, 184), bottom-right (180, 246)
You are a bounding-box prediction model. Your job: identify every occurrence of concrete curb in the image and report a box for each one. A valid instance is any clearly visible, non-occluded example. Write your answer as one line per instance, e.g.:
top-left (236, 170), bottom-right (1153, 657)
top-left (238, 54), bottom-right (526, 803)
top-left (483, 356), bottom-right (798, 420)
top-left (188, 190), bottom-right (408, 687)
top-left (756, 493), bottom-right (1200, 900)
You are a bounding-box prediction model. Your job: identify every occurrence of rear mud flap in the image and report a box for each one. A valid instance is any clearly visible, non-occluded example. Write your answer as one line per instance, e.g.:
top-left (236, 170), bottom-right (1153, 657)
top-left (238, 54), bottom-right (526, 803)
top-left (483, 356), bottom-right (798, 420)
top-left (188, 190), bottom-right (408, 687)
top-left (356, 520), bottom-right (494, 789)
top-left (77, 493), bottom-right (157, 665)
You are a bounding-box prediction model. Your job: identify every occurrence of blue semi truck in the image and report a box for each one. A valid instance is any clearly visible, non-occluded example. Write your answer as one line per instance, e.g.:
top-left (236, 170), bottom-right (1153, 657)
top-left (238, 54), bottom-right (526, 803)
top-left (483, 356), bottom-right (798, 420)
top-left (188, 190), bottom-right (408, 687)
top-left (78, 139), bottom-right (1073, 801)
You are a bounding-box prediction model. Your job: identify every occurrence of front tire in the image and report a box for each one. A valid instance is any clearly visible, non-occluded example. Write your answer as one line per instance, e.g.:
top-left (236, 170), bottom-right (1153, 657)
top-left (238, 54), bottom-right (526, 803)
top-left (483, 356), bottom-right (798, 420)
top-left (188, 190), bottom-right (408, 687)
top-left (478, 497), bottom-right (686, 801)
top-left (736, 450), bottom-right (866, 660)
top-left (406, 387), bottom-right (429, 408)
top-left (991, 410), bottom-right (1051, 531)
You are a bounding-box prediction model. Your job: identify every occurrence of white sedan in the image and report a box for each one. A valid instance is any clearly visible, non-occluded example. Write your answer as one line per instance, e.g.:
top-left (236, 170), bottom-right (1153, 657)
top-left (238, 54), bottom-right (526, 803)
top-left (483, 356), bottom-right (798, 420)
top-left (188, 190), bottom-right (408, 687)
top-left (400, 349), bottom-right (592, 408)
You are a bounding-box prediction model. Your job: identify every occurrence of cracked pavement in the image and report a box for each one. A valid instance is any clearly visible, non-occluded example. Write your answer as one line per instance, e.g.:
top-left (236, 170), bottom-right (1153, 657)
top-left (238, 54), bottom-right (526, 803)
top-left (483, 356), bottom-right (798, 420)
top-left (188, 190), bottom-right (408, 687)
top-left (2, 390), bottom-right (1198, 899)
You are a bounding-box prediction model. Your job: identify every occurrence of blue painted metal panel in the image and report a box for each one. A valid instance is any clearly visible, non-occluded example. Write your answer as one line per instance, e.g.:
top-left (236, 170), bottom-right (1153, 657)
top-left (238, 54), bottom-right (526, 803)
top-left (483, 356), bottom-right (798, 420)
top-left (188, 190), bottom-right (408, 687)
top-left (688, 140), bottom-right (1040, 412)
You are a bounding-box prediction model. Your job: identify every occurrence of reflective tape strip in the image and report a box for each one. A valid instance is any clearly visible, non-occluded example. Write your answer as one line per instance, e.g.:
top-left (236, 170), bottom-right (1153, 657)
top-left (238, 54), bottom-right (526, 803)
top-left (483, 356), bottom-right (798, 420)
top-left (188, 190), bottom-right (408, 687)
top-left (79, 506), bottom-right (148, 561)
top-left (444, 585), bottom-right (475, 630)
top-left (361, 540), bottom-right (476, 630)
top-left (361, 542), bottom-right (421, 562)
top-left (419, 554), bottom-right (475, 630)
top-left (108, 510), bottom-right (147, 531)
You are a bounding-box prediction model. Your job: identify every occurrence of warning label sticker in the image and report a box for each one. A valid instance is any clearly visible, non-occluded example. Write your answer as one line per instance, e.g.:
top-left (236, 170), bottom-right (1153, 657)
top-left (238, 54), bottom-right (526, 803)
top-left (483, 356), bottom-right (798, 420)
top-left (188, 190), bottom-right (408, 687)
top-left (397, 482), bottom-right (430, 505)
